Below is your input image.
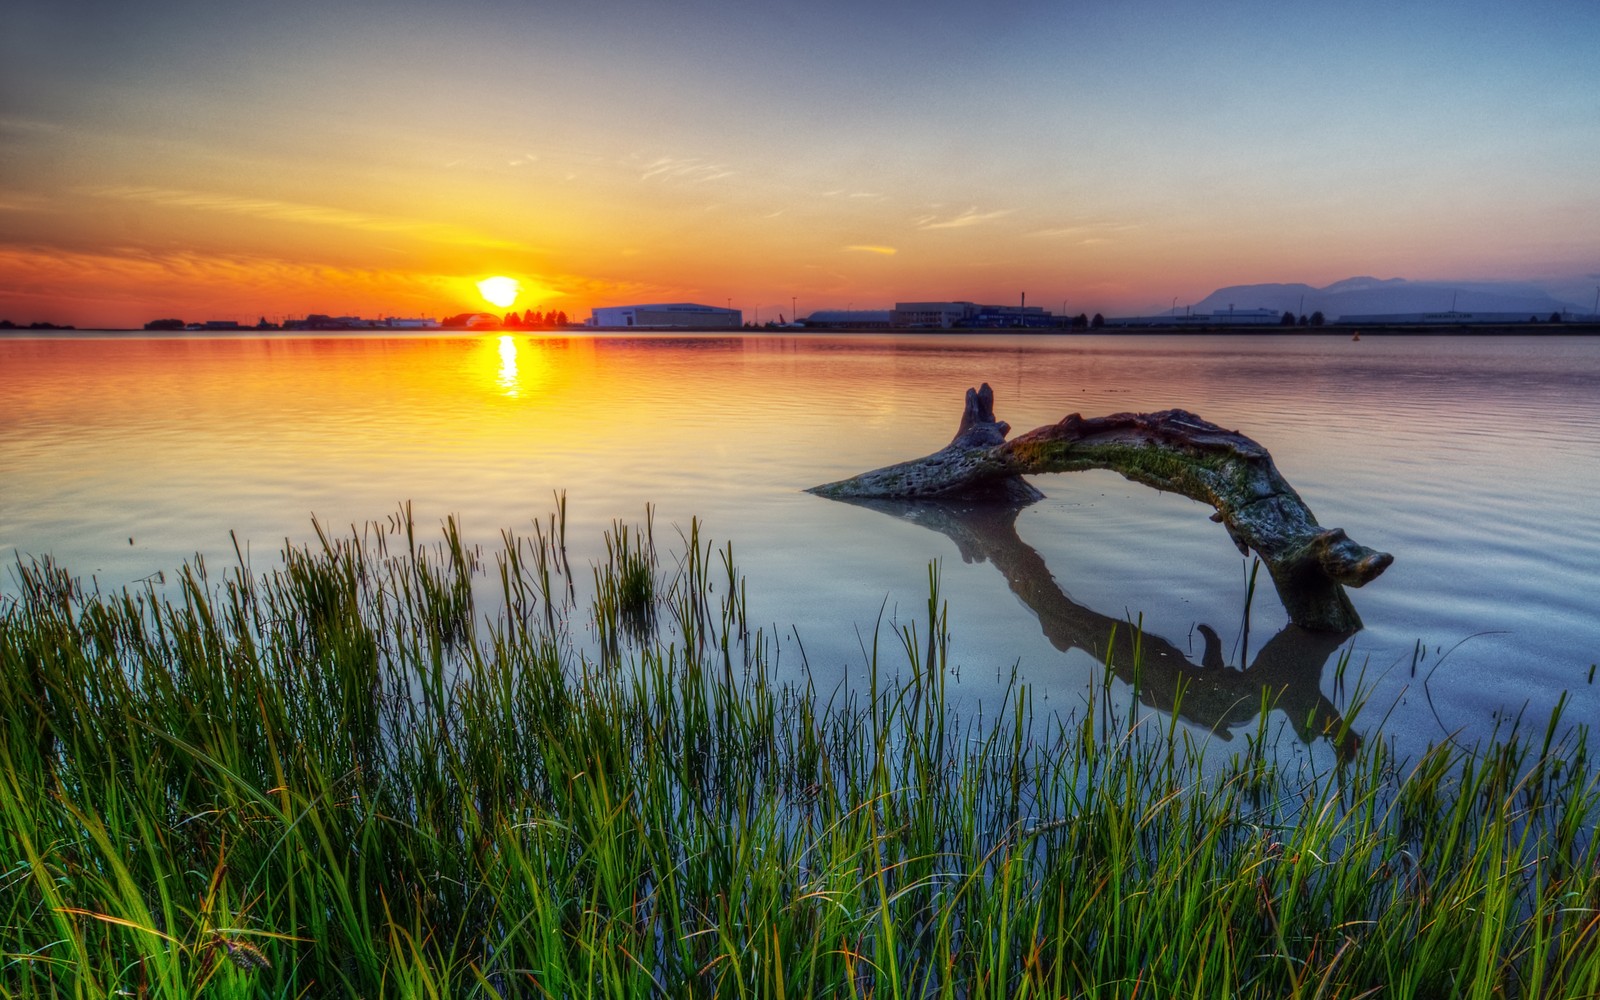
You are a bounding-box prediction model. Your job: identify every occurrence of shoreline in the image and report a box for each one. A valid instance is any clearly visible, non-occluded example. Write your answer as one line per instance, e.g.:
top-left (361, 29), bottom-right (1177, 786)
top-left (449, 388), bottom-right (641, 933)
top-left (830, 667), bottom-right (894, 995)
top-left (5, 322), bottom-right (1600, 338)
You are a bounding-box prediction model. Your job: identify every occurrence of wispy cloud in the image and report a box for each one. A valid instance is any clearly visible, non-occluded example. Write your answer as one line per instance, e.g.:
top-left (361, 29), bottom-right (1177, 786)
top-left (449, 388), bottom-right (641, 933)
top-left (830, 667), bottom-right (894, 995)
top-left (0, 192), bottom-right (49, 212)
top-left (1025, 221), bottom-right (1143, 243)
top-left (844, 245), bottom-right (897, 255)
top-left (636, 156), bottom-right (735, 183)
top-left (0, 244), bottom-right (652, 325)
top-left (82, 185), bottom-right (526, 250)
top-left (914, 207), bottom-right (1013, 230)
top-left (0, 116), bottom-right (67, 135)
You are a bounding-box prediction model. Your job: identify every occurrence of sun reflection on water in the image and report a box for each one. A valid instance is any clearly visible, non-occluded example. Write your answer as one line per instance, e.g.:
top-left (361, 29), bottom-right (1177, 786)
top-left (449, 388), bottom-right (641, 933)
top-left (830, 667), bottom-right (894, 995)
top-left (497, 335), bottom-right (519, 396)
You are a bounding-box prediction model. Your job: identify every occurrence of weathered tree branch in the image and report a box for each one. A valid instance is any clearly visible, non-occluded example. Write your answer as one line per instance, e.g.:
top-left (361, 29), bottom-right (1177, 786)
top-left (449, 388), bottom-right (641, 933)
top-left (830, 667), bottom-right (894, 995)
top-left (809, 384), bottom-right (1393, 631)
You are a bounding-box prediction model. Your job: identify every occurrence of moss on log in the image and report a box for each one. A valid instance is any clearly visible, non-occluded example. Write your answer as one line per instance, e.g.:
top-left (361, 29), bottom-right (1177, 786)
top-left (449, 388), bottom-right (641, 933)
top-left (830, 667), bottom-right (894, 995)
top-left (809, 384), bottom-right (1393, 632)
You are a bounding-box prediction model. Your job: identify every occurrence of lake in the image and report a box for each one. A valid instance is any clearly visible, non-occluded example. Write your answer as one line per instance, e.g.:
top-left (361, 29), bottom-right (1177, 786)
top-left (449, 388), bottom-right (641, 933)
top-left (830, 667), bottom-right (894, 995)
top-left (4, 331), bottom-right (1597, 763)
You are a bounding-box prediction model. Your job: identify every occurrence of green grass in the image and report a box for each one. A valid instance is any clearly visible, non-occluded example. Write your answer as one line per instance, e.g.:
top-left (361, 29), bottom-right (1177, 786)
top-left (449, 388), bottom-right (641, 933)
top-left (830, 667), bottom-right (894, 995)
top-left (0, 504), bottom-right (1596, 998)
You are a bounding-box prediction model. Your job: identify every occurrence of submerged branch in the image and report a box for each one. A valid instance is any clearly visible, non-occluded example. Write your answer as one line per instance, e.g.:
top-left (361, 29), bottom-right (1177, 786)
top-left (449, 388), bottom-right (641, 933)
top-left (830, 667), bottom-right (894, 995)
top-left (809, 384), bottom-right (1393, 631)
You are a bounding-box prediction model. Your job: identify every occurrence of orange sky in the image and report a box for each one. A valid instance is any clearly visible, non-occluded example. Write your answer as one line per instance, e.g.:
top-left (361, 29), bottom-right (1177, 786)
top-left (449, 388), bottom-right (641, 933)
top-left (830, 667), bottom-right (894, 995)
top-left (3, 1), bottom-right (1598, 328)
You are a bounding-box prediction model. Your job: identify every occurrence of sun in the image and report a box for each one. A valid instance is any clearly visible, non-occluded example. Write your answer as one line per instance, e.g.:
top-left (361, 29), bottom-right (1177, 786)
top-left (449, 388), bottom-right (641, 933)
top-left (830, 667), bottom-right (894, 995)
top-left (477, 276), bottom-right (520, 309)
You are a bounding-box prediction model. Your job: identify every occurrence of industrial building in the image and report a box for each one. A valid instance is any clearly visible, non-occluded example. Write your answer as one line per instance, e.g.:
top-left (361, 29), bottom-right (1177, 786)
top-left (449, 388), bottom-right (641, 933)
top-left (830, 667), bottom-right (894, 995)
top-left (891, 302), bottom-right (980, 328)
top-left (588, 303), bottom-right (742, 329)
top-left (802, 309), bottom-right (894, 329)
top-left (1334, 311), bottom-right (1563, 325)
top-left (1105, 309), bottom-right (1283, 328)
top-left (890, 300), bottom-right (1056, 329)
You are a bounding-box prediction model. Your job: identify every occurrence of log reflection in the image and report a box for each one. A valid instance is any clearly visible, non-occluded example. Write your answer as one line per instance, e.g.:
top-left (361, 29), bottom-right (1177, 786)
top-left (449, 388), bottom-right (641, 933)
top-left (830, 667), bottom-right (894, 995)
top-left (852, 493), bottom-right (1359, 756)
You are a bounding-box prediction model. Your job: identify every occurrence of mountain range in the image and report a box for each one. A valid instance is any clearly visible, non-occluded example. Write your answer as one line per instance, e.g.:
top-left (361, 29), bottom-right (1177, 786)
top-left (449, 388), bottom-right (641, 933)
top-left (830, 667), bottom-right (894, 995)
top-left (1189, 277), bottom-right (1586, 319)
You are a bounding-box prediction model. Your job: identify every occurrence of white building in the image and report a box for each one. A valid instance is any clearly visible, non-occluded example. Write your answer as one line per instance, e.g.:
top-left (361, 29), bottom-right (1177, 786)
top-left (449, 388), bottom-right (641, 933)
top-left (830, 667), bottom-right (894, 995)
top-left (589, 303), bottom-right (742, 329)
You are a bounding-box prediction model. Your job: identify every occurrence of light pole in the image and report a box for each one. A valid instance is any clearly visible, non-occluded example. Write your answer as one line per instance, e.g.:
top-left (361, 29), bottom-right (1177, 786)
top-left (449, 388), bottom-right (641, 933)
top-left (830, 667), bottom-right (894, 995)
top-left (792, 296), bottom-right (797, 324)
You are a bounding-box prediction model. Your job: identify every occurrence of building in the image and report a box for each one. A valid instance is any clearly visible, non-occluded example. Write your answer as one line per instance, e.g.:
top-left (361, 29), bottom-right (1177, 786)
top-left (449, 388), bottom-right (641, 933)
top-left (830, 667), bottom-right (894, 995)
top-left (890, 300), bottom-right (1057, 329)
top-left (891, 301), bottom-right (980, 328)
top-left (589, 303), bottom-right (742, 328)
top-left (1105, 308), bottom-right (1283, 328)
top-left (966, 304), bottom-right (1054, 328)
top-left (385, 317), bottom-right (440, 329)
top-left (801, 309), bottom-right (893, 329)
top-left (1334, 311), bottom-right (1559, 325)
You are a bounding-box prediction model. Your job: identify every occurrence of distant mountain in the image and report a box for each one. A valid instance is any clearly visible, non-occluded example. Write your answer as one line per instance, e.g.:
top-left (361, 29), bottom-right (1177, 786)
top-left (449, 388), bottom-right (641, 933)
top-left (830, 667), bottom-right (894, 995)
top-left (1190, 278), bottom-right (1582, 319)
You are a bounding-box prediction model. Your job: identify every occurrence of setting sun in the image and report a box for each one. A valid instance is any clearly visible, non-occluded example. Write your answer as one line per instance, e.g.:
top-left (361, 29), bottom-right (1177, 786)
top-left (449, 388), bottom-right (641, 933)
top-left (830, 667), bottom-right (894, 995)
top-left (477, 276), bottom-right (520, 309)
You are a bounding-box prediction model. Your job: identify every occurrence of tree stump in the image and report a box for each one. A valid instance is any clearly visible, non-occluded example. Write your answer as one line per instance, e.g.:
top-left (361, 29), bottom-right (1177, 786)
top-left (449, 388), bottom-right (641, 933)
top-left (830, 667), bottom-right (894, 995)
top-left (809, 384), bottom-right (1392, 632)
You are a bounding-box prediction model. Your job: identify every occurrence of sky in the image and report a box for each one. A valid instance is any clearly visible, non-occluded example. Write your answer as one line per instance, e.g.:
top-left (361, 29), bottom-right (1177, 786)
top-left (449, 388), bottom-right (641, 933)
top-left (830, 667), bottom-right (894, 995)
top-left (2, 0), bottom-right (1597, 327)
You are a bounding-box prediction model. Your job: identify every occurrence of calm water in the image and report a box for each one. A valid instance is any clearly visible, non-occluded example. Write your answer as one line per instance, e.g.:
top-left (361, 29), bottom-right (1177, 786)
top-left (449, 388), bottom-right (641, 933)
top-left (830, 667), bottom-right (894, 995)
top-left (4, 332), bottom-right (1598, 761)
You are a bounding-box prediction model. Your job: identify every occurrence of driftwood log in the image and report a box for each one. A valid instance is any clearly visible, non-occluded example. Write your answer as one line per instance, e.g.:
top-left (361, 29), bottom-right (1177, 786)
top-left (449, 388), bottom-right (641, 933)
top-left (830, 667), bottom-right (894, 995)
top-left (809, 384), bottom-right (1392, 632)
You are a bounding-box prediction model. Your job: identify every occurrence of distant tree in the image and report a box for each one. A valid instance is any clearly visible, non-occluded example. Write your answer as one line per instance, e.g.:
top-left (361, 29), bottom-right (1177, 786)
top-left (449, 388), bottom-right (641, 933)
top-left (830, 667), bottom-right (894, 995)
top-left (144, 318), bottom-right (185, 331)
top-left (1075, 312), bottom-right (1089, 329)
top-left (1550, 311), bottom-right (1564, 324)
top-left (1091, 313), bottom-right (1105, 329)
top-left (1309, 311), bottom-right (1325, 327)
top-left (442, 313), bottom-right (473, 328)
top-left (1280, 311), bottom-right (1296, 327)
top-left (1299, 315), bottom-right (1309, 326)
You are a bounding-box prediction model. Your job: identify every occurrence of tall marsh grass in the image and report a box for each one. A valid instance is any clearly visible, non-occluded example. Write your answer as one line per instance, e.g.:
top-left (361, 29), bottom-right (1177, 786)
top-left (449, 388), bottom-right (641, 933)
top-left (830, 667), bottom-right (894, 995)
top-left (1, 504), bottom-right (1596, 998)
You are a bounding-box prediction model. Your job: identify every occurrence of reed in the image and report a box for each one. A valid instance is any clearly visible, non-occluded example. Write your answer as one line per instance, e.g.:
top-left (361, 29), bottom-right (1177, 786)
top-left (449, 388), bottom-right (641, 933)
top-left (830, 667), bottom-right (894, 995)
top-left (0, 506), bottom-right (1595, 998)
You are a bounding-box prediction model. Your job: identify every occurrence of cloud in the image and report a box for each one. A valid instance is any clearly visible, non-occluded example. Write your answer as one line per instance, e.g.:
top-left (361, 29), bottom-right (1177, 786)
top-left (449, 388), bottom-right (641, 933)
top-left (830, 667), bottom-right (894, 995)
top-left (0, 244), bottom-right (650, 326)
top-left (635, 156), bottom-right (735, 183)
top-left (843, 245), bottom-right (897, 255)
top-left (82, 185), bottom-right (526, 250)
top-left (0, 192), bottom-right (49, 212)
top-left (0, 116), bottom-right (67, 135)
top-left (1025, 221), bottom-right (1143, 241)
top-left (915, 207), bottom-right (1013, 230)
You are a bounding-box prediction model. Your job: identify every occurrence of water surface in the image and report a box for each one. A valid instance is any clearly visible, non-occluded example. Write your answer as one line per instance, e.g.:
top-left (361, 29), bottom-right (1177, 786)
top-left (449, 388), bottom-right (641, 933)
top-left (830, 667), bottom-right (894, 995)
top-left (4, 332), bottom-right (1597, 760)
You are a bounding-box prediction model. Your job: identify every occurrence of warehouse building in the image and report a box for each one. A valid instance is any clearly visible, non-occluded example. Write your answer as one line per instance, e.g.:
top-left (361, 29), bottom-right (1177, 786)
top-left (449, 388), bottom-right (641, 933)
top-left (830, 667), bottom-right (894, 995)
top-left (588, 303), bottom-right (742, 328)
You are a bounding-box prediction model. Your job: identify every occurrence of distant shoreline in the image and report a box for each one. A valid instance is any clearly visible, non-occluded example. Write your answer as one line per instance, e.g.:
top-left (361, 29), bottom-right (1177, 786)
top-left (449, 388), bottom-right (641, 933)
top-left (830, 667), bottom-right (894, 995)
top-left (5, 323), bottom-right (1600, 338)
